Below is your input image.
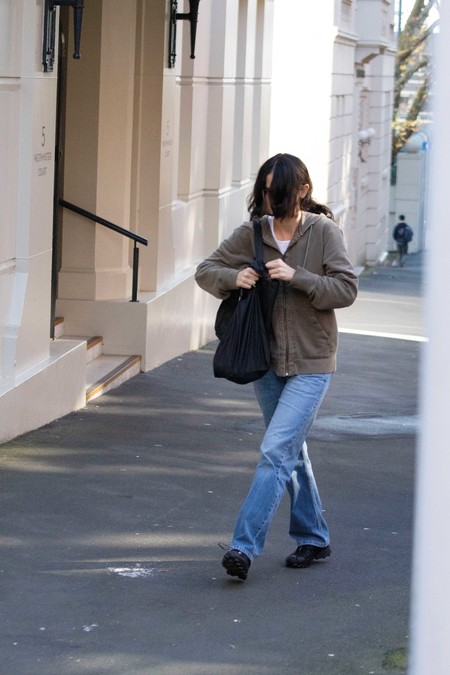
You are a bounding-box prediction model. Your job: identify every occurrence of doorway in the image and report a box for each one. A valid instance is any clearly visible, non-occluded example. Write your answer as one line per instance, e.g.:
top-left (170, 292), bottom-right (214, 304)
top-left (50, 8), bottom-right (69, 338)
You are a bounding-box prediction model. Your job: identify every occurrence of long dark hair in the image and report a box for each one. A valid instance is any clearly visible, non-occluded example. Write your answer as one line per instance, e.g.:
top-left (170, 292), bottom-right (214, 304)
top-left (247, 153), bottom-right (333, 220)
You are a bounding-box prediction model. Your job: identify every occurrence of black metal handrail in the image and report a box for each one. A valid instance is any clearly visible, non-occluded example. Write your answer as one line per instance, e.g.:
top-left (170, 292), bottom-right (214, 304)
top-left (59, 199), bottom-right (148, 302)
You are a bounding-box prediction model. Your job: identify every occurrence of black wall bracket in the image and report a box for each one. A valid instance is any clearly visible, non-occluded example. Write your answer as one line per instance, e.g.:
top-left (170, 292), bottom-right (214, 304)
top-left (168, 0), bottom-right (200, 69)
top-left (43, 0), bottom-right (84, 72)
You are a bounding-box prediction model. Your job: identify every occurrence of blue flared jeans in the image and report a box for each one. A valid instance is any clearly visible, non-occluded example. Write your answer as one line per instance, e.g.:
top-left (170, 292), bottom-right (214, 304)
top-left (230, 370), bottom-right (332, 560)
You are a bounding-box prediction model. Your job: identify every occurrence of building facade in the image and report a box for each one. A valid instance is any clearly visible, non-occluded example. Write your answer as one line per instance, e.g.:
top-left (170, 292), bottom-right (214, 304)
top-left (270, 0), bottom-right (396, 265)
top-left (0, 0), bottom-right (395, 443)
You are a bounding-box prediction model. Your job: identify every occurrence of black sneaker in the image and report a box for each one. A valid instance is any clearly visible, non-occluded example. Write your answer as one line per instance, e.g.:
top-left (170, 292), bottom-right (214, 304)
top-left (285, 544), bottom-right (331, 568)
top-left (222, 549), bottom-right (251, 580)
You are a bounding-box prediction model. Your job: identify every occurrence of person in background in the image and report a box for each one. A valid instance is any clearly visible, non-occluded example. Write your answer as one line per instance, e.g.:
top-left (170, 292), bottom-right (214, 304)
top-left (393, 215), bottom-right (413, 267)
top-left (195, 153), bottom-right (358, 581)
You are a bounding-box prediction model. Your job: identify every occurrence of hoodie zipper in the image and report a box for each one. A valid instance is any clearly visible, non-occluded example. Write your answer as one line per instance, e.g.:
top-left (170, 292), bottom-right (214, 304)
top-left (281, 228), bottom-right (312, 377)
top-left (283, 283), bottom-right (289, 376)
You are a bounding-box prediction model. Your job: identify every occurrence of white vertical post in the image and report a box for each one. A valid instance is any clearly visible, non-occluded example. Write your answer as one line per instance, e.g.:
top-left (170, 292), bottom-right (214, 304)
top-left (409, 4), bottom-right (450, 673)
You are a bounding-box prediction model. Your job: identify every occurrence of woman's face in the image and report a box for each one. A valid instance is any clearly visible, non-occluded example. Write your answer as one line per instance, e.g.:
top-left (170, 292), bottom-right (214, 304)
top-left (263, 172), bottom-right (310, 217)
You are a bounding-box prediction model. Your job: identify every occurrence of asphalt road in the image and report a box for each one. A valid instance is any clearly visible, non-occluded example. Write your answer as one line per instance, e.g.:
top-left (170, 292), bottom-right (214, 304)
top-left (0, 253), bottom-right (424, 674)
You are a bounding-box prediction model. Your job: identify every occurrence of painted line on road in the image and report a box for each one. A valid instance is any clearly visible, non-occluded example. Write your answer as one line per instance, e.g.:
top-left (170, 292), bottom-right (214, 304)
top-left (339, 328), bottom-right (428, 342)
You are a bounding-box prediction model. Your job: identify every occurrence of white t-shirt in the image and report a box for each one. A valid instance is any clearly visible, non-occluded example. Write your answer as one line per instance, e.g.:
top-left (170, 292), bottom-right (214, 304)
top-left (268, 215), bottom-right (290, 255)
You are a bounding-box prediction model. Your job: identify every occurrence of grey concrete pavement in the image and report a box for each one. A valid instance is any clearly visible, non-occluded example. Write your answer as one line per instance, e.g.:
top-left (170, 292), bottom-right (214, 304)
top-left (0, 253), bottom-right (424, 674)
top-left (338, 251), bottom-right (425, 339)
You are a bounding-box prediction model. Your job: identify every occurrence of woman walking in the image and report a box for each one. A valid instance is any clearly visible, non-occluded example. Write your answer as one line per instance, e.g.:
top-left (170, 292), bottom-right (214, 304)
top-left (195, 153), bottom-right (358, 580)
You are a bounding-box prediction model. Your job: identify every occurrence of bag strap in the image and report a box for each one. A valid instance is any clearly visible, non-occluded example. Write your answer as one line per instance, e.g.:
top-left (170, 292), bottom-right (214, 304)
top-left (253, 218), bottom-right (264, 264)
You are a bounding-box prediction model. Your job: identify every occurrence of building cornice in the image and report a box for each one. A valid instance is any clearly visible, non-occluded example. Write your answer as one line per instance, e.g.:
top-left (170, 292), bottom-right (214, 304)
top-left (334, 30), bottom-right (359, 47)
top-left (356, 40), bottom-right (396, 64)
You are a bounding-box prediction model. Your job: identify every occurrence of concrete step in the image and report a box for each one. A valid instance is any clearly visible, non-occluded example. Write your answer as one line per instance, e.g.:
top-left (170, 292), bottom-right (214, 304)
top-left (62, 334), bottom-right (103, 362)
top-left (54, 316), bottom-right (65, 338)
top-left (86, 354), bottom-right (141, 402)
top-left (54, 318), bottom-right (141, 402)
top-left (86, 336), bottom-right (103, 362)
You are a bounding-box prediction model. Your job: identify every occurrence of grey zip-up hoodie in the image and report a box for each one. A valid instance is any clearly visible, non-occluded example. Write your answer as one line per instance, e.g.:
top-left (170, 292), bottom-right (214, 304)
top-left (195, 213), bottom-right (358, 376)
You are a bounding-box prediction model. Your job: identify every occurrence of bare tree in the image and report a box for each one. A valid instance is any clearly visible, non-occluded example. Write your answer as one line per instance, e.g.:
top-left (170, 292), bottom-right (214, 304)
top-left (392, 0), bottom-right (439, 168)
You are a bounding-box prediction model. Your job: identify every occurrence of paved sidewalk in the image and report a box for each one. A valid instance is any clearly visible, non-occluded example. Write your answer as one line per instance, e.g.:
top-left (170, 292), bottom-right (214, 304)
top-left (0, 253), bottom-right (424, 674)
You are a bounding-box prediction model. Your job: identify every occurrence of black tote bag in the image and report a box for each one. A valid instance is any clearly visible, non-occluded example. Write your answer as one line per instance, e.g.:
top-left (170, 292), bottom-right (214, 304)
top-left (213, 286), bottom-right (270, 384)
top-left (212, 219), bottom-right (279, 384)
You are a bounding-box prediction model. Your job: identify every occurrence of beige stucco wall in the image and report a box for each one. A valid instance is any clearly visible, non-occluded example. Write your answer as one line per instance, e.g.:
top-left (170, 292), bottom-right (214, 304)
top-left (59, 0), bottom-right (134, 300)
top-left (0, 2), bottom-right (56, 378)
top-left (56, 0), bottom-right (275, 370)
top-left (0, 1), bottom-right (87, 443)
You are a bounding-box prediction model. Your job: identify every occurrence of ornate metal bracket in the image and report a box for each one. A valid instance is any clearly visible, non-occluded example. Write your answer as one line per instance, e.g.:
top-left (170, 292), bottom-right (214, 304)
top-left (168, 0), bottom-right (200, 69)
top-left (43, 0), bottom-right (85, 72)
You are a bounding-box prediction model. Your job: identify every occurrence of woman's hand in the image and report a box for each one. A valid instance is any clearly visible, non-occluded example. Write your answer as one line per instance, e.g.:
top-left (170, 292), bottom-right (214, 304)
top-left (236, 267), bottom-right (260, 289)
top-left (266, 259), bottom-right (296, 282)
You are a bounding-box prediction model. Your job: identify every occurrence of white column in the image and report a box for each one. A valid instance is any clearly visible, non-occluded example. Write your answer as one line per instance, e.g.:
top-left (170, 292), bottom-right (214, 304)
top-left (409, 3), bottom-right (450, 672)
